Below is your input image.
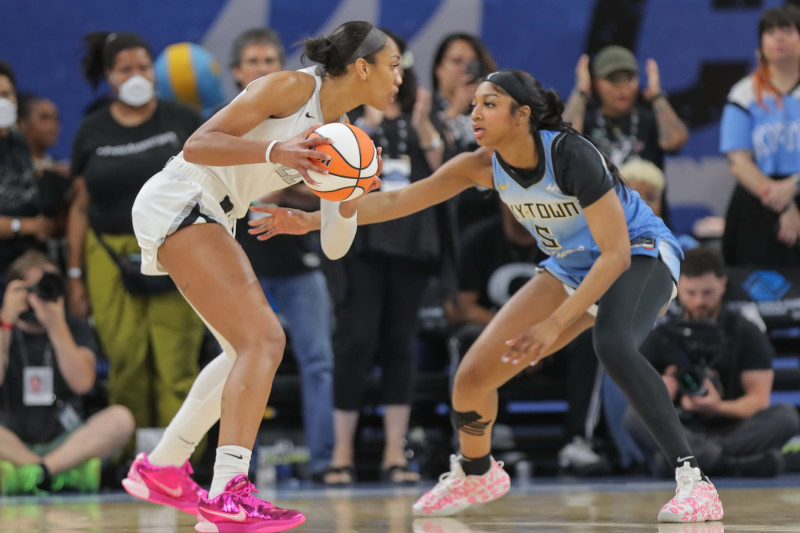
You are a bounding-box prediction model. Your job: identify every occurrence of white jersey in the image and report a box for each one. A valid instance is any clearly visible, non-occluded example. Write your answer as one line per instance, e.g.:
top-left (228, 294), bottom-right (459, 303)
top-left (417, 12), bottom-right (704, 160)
top-left (164, 66), bottom-right (341, 220)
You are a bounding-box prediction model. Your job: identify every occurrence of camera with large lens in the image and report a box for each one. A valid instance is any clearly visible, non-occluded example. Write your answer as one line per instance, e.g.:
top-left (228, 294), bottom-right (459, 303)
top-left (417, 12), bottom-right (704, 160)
top-left (662, 318), bottom-right (725, 397)
top-left (27, 271), bottom-right (66, 302)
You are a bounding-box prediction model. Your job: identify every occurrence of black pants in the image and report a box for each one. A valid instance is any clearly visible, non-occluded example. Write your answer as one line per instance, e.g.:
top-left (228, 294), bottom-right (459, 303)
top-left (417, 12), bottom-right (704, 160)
top-left (624, 403), bottom-right (800, 474)
top-left (592, 256), bottom-right (694, 465)
top-left (332, 253), bottom-right (431, 410)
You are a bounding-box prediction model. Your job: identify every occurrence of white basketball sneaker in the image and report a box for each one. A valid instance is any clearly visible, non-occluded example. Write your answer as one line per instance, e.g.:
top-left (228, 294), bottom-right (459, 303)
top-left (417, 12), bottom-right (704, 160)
top-left (658, 462), bottom-right (723, 522)
top-left (411, 455), bottom-right (510, 517)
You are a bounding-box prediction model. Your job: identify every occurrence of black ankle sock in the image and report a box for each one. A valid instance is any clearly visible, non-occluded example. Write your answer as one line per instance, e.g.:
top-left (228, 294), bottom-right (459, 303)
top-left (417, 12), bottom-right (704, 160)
top-left (37, 463), bottom-right (52, 490)
top-left (460, 454), bottom-right (492, 476)
top-left (674, 455), bottom-right (708, 481)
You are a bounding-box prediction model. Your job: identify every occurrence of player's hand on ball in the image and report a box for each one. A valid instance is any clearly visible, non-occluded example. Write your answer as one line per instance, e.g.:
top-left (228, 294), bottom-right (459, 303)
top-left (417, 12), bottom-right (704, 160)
top-left (269, 123), bottom-right (332, 184)
top-left (248, 205), bottom-right (314, 241)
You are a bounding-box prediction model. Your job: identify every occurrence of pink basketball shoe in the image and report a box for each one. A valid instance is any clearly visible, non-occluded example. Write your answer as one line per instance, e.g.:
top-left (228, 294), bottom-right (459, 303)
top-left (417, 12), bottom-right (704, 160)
top-left (412, 455), bottom-right (511, 517)
top-left (657, 462), bottom-right (724, 522)
top-left (122, 452), bottom-right (207, 514)
top-left (196, 475), bottom-right (305, 533)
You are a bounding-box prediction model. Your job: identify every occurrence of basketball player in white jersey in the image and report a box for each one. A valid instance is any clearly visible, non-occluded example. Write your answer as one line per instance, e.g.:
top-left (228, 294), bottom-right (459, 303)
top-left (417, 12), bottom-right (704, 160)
top-left (121, 21), bottom-right (399, 533)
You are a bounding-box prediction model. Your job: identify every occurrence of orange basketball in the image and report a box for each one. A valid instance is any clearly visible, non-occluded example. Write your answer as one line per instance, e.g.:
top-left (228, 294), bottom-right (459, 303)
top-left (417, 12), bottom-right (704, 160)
top-left (305, 123), bottom-right (379, 201)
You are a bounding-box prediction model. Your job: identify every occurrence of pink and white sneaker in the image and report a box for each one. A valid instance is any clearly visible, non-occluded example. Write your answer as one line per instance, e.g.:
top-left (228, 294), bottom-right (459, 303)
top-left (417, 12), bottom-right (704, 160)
top-left (657, 462), bottom-right (724, 522)
top-left (412, 454), bottom-right (511, 517)
top-left (122, 452), bottom-right (207, 514)
top-left (196, 475), bottom-right (305, 533)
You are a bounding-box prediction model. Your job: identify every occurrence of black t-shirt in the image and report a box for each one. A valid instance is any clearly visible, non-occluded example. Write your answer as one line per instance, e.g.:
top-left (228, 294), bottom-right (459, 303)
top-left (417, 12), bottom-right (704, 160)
top-left (459, 215), bottom-right (547, 311)
top-left (640, 309), bottom-right (774, 401)
top-left (0, 316), bottom-right (98, 443)
top-left (352, 112), bottom-right (440, 263)
top-left (71, 100), bottom-right (201, 234)
top-left (0, 130), bottom-right (46, 272)
top-left (583, 102), bottom-right (663, 170)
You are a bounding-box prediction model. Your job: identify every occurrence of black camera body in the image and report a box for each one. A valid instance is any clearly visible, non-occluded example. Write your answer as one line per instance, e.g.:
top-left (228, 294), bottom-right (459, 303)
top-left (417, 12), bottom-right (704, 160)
top-left (465, 60), bottom-right (484, 83)
top-left (675, 365), bottom-right (710, 397)
top-left (27, 271), bottom-right (66, 302)
top-left (662, 318), bottom-right (726, 398)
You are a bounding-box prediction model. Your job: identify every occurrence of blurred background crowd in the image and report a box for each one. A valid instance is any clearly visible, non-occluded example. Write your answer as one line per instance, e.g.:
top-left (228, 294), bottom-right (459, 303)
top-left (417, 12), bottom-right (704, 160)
top-left (3, 0), bottom-right (800, 494)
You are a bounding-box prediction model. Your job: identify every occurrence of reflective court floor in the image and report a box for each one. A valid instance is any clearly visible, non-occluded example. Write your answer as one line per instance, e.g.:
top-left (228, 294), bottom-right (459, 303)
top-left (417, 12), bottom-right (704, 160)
top-left (2, 476), bottom-right (800, 532)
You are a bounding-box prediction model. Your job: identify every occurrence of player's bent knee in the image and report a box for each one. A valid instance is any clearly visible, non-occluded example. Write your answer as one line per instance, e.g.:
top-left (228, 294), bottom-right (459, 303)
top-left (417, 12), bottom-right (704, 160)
top-left (453, 362), bottom-right (491, 393)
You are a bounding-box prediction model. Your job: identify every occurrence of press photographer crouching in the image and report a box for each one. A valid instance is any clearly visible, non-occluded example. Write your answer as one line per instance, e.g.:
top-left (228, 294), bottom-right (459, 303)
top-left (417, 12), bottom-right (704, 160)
top-left (623, 247), bottom-right (800, 477)
top-left (0, 251), bottom-right (134, 495)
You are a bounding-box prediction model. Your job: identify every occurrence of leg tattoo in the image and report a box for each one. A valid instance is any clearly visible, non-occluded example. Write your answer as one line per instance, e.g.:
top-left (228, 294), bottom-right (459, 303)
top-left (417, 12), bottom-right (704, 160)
top-left (452, 409), bottom-right (492, 437)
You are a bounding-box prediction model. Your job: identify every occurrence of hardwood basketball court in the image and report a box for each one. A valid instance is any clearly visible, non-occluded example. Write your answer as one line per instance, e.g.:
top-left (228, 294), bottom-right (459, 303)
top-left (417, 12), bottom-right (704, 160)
top-left (2, 475), bottom-right (799, 532)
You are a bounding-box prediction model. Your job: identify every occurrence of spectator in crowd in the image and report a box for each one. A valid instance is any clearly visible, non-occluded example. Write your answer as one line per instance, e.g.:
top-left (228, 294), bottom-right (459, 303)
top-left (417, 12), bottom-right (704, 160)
top-left (619, 158), bottom-right (725, 245)
top-left (226, 27), bottom-right (336, 482)
top-left (563, 45), bottom-right (689, 228)
top-left (624, 246), bottom-right (800, 477)
top-left (0, 251), bottom-right (134, 495)
top-left (16, 94), bottom-right (66, 177)
top-left (430, 33), bottom-right (498, 231)
top-left (447, 203), bottom-right (609, 475)
top-left (720, 4), bottom-right (800, 267)
top-left (17, 93), bottom-right (73, 264)
top-left (0, 61), bottom-right (53, 289)
top-left (67, 32), bottom-right (205, 439)
top-left (619, 158), bottom-right (665, 218)
top-left (325, 29), bottom-right (445, 485)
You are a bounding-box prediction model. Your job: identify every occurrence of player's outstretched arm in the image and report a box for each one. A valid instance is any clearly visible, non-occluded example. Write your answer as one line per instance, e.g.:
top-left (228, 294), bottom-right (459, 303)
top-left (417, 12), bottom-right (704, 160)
top-left (248, 148), bottom-right (493, 240)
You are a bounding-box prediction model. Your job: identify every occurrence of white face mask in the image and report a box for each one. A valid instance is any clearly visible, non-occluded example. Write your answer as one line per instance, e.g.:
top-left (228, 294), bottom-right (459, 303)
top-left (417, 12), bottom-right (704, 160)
top-left (116, 75), bottom-right (154, 107)
top-left (0, 98), bottom-right (17, 129)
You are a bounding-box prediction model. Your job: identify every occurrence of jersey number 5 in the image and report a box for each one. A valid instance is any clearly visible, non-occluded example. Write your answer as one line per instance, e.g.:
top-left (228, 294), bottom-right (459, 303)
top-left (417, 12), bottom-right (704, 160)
top-left (535, 225), bottom-right (561, 250)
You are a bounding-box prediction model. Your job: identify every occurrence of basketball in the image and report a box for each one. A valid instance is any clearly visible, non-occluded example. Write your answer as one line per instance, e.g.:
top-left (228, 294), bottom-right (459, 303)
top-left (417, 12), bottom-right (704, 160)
top-left (304, 123), bottom-right (379, 201)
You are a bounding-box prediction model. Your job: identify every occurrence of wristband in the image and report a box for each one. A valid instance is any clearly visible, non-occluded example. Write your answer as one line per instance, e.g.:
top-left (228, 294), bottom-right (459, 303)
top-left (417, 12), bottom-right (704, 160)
top-left (650, 91), bottom-right (666, 102)
top-left (67, 267), bottom-right (83, 279)
top-left (0, 319), bottom-right (13, 331)
top-left (574, 89), bottom-right (590, 101)
top-left (10, 218), bottom-right (21, 236)
top-left (265, 140), bottom-right (279, 164)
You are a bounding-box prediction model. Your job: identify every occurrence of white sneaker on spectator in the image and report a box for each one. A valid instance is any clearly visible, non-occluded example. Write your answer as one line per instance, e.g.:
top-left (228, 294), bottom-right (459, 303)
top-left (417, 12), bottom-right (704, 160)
top-left (558, 437), bottom-right (611, 475)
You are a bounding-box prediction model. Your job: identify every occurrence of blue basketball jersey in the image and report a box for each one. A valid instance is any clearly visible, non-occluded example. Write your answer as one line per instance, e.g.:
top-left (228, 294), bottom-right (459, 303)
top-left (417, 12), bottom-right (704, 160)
top-left (492, 129), bottom-right (682, 287)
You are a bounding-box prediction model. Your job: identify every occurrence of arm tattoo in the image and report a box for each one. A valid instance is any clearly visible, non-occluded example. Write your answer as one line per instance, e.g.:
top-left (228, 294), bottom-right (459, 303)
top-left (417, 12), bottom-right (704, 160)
top-left (562, 93), bottom-right (587, 133)
top-left (452, 409), bottom-right (493, 436)
top-left (652, 97), bottom-right (688, 149)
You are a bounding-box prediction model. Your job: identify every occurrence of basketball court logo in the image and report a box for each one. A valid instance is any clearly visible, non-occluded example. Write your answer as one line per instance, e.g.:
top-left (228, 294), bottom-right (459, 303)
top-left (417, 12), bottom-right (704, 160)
top-left (743, 271), bottom-right (791, 302)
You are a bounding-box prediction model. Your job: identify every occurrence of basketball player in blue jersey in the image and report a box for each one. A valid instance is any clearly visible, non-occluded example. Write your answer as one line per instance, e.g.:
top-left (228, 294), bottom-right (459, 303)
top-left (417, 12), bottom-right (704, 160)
top-left (120, 22), bottom-right (398, 533)
top-left (252, 69), bottom-right (723, 523)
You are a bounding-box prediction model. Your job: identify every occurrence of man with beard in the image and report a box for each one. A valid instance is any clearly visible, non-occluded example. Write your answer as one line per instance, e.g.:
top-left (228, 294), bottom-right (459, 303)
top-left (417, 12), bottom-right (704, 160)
top-left (624, 246), bottom-right (800, 477)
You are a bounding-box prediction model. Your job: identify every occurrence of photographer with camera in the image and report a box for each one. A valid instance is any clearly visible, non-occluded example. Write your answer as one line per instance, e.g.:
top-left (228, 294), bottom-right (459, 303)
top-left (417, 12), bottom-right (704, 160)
top-left (0, 250), bottom-right (134, 494)
top-left (623, 247), bottom-right (800, 477)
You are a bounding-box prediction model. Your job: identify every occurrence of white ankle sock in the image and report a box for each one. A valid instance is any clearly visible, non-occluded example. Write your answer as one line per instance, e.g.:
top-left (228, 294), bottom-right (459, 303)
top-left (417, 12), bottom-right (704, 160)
top-left (149, 353), bottom-right (234, 467)
top-left (209, 445), bottom-right (252, 499)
